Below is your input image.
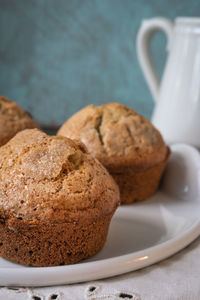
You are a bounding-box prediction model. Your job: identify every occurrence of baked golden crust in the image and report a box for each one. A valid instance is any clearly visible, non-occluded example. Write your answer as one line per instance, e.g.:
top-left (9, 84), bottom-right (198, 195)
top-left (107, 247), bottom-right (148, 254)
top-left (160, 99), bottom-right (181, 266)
top-left (57, 103), bottom-right (169, 204)
top-left (110, 147), bottom-right (170, 204)
top-left (0, 129), bottom-right (119, 223)
top-left (0, 129), bottom-right (119, 266)
top-left (0, 214), bottom-right (112, 266)
top-left (0, 96), bottom-right (38, 146)
top-left (57, 103), bottom-right (167, 169)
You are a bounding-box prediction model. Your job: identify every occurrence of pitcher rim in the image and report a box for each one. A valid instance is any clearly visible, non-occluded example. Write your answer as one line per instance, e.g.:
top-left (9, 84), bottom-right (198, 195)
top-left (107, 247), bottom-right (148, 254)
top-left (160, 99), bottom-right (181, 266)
top-left (176, 17), bottom-right (200, 25)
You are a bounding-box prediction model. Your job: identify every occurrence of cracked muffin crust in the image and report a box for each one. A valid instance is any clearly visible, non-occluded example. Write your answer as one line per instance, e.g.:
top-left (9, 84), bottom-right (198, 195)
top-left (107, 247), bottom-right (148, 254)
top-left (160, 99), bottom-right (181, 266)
top-left (58, 103), bottom-right (170, 204)
top-left (0, 129), bottom-right (119, 266)
top-left (0, 96), bottom-right (38, 146)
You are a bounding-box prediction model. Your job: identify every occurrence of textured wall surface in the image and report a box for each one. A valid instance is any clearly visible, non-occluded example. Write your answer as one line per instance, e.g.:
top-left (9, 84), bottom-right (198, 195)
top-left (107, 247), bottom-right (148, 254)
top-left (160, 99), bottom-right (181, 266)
top-left (0, 0), bottom-right (200, 127)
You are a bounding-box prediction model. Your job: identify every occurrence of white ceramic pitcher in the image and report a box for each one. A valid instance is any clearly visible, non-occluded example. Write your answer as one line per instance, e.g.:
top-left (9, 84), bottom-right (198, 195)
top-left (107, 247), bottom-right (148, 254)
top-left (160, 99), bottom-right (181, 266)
top-left (137, 17), bottom-right (200, 147)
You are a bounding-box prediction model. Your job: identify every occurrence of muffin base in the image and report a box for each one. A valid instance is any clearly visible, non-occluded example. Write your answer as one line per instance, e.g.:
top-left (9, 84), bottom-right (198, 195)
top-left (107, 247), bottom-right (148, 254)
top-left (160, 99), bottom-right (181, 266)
top-left (110, 148), bottom-right (170, 204)
top-left (0, 214), bottom-right (112, 267)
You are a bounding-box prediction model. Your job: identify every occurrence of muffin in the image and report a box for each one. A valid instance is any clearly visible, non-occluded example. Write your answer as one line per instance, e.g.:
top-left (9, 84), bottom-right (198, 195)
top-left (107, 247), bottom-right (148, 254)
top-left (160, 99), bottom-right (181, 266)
top-left (0, 129), bottom-right (119, 266)
top-left (0, 96), bottom-right (38, 146)
top-left (58, 103), bottom-right (170, 204)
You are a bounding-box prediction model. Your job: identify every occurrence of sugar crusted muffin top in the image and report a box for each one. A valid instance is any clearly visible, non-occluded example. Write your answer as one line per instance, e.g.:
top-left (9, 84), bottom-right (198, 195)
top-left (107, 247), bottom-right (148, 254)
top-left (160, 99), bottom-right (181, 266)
top-left (0, 96), bottom-right (38, 146)
top-left (0, 129), bottom-right (119, 223)
top-left (58, 103), bottom-right (167, 169)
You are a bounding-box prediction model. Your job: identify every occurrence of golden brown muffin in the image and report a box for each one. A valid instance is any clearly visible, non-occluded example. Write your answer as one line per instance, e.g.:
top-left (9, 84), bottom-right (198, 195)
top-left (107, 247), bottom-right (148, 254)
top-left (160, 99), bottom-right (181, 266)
top-left (58, 103), bottom-right (170, 204)
top-left (0, 96), bottom-right (38, 146)
top-left (0, 129), bottom-right (119, 267)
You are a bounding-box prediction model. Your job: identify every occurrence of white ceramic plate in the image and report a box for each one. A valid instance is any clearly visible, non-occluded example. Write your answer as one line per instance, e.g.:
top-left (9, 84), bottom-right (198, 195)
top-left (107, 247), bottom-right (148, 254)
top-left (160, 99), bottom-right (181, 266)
top-left (0, 143), bottom-right (200, 287)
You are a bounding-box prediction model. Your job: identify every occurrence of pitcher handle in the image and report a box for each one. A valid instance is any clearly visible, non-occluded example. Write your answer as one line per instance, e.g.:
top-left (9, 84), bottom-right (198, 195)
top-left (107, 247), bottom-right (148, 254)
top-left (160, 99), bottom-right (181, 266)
top-left (136, 17), bottom-right (173, 102)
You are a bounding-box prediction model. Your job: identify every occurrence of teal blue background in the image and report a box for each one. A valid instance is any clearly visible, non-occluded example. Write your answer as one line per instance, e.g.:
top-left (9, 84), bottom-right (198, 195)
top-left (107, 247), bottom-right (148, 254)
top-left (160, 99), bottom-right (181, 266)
top-left (0, 0), bottom-right (200, 128)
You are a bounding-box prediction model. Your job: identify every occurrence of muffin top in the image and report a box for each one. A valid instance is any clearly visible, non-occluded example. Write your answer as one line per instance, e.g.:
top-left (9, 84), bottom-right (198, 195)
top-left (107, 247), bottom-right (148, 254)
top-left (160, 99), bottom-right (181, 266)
top-left (0, 96), bottom-right (38, 146)
top-left (57, 103), bottom-right (168, 169)
top-left (0, 129), bottom-right (119, 223)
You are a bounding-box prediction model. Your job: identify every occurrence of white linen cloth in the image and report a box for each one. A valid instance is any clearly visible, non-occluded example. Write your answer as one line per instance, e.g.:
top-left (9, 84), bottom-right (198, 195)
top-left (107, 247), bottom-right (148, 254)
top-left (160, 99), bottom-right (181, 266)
top-left (0, 234), bottom-right (199, 300)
